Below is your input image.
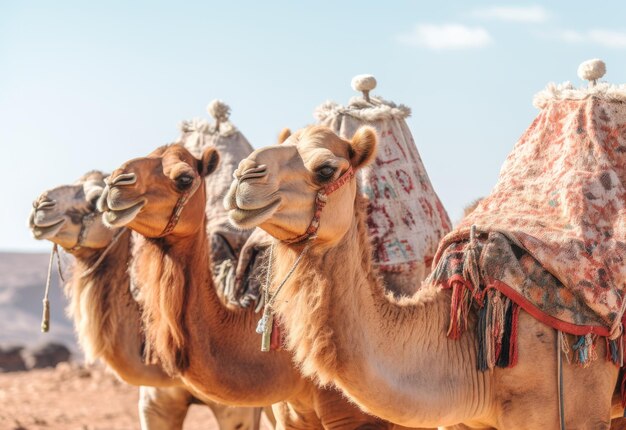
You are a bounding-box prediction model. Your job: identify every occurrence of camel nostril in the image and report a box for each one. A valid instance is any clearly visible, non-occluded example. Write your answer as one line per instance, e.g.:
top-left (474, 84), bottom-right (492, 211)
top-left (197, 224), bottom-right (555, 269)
top-left (36, 200), bottom-right (56, 210)
top-left (109, 172), bottom-right (136, 186)
top-left (239, 165), bottom-right (268, 182)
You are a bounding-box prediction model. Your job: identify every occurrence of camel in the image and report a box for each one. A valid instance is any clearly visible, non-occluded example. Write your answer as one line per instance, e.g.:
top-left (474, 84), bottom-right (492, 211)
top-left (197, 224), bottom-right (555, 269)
top-left (224, 125), bottom-right (619, 429)
top-left (98, 143), bottom-right (414, 429)
top-left (28, 170), bottom-right (262, 430)
top-left (177, 100), bottom-right (255, 305)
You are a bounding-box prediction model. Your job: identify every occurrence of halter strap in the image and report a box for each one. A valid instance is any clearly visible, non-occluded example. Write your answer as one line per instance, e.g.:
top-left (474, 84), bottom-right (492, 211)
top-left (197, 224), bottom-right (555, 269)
top-left (68, 211), bottom-right (97, 251)
top-left (157, 177), bottom-right (202, 238)
top-left (283, 166), bottom-right (354, 244)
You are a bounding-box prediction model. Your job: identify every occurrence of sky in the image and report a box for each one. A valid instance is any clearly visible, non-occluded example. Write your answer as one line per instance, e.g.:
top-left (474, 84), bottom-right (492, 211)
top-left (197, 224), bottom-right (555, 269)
top-left (2, 1), bottom-right (626, 251)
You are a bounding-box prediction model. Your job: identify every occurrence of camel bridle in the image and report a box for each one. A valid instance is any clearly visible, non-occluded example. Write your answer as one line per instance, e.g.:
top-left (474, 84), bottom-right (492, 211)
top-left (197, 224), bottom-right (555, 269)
top-left (68, 211), bottom-right (97, 252)
top-left (157, 175), bottom-right (202, 238)
top-left (283, 165), bottom-right (355, 244)
top-left (257, 165), bottom-right (355, 351)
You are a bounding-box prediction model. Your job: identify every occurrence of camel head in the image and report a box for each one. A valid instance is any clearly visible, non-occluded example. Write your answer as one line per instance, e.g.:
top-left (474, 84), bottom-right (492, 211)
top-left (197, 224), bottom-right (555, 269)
top-left (98, 144), bottom-right (220, 238)
top-left (225, 125), bottom-right (377, 246)
top-left (28, 171), bottom-right (115, 250)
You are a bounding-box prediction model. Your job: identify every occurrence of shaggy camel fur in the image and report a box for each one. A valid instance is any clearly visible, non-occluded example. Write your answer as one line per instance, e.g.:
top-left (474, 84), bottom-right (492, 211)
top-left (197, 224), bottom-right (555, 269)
top-left (177, 109), bottom-right (255, 304)
top-left (225, 125), bottom-right (620, 429)
top-left (28, 171), bottom-right (262, 430)
top-left (98, 144), bottom-right (414, 429)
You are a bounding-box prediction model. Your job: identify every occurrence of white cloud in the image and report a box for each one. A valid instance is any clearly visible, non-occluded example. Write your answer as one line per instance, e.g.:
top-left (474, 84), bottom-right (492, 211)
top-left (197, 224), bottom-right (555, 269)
top-left (397, 24), bottom-right (492, 50)
top-left (554, 29), bottom-right (626, 48)
top-left (588, 30), bottom-right (626, 48)
top-left (472, 5), bottom-right (549, 23)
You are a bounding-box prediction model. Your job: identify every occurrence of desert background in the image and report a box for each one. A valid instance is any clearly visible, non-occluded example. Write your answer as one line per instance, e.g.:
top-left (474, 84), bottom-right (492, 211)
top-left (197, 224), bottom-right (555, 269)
top-left (4, 1), bottom-right (626, 429)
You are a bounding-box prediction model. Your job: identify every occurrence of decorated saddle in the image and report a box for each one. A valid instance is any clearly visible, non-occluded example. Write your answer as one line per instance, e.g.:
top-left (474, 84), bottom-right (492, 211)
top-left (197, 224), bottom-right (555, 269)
top-left (316, 75), bottom-right (451, 290)
top-left (429, 60), bottom-right (626, 371)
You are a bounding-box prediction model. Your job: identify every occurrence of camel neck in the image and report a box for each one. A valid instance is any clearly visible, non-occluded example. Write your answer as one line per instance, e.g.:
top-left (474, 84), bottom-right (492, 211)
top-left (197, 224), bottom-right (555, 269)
top-left (66, 231), bottom-right (179, 386)
top-left (272, 200), bottom-right (489, 426)
top-left (135, 216), bottom-right (303, 404)
top-left (66, 230), bottom-right (133, 360)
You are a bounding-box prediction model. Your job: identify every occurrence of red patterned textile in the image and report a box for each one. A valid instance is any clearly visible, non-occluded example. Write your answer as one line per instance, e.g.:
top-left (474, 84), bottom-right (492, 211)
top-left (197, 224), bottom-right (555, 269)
top-left (432, 94), bottom-right (626, 339)
top-left (316, 95), bottom-right (451, 284)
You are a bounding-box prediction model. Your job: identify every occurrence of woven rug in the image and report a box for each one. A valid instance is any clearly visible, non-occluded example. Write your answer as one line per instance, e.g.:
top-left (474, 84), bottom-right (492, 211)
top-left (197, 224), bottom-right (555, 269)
top-left (430, 81), bottom-right (626, 369)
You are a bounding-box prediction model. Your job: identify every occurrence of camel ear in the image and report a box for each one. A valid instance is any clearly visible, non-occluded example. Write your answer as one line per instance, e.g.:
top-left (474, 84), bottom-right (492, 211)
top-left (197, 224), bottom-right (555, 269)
top-left (277, 128), bottom-right (291, 144)
top-left (198, 147), bottom-right (220, 177)
top-left (349, 126), bottom-right (377, 169)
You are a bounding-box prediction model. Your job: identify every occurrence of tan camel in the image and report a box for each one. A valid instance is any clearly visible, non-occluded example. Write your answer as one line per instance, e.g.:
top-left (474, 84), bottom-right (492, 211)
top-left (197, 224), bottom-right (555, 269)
top-left (98, 143), bottom-right (415, 429)
top-left (224, 125), bottom-right (620, 429)
top-left (28, 171), bottom-right (262, 430)
top-left (177, 100), bottom-right (255, 305)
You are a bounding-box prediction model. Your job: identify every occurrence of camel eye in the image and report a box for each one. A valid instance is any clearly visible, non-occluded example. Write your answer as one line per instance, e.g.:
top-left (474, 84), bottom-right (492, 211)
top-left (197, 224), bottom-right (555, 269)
top-left (316, 166), bottom-right (336, 181)
top-left (175, 174), bottom-right (194, 191)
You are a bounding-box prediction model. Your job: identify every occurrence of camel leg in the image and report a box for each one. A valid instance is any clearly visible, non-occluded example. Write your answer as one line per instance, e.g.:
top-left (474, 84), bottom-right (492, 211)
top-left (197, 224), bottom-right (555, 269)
top-left (272, 401), bottom-right (323, 430)
top-left (313, 387), bottom-right (390, 430)
top-left (209, 403), bottom-right (263, 430)
top-left (494, 311), bottom-right (617, 429)
top-left (139, 386), bottom-right (191, 430)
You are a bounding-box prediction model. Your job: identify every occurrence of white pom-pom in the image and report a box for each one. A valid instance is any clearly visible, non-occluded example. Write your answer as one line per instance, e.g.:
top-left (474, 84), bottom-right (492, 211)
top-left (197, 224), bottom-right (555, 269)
top-left (351, 74), bottom-right (377, 92)
top-left (577, 59), bottom-right (606, 82)
top-left (207, 99), bottom-right (231, 122)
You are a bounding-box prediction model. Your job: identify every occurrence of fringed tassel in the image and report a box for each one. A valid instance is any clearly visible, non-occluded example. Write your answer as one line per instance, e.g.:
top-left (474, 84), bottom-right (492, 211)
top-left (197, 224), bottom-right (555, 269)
top-left (497, 299), bottom-right (513, 367)
top-left (491, 294), bottom-right (508, 361)
top-left (560, 331), bottom-right (571, 365)
top-left (447, 283), bottom-right (463, 339)
top-left (477, 300), bottom-right (488, 371)
top-left (447, 282), bottom-right (472, 339)
top-left (509, 304), bottom-right (520, 366)
top-left (476, 291), bottom-right (521, 371)
top-left (620, 368), bottom-right (626, 411)
top-left (573, 333), bottom-right (598, 367)
top-left (607, 335), bottom-right (623, 366)
top-left (463, 225), bottom-right (482, 300)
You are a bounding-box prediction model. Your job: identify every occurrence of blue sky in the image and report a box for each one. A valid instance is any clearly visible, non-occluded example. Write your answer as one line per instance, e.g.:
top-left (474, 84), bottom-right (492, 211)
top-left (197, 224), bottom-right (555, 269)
top-left (2, 1), bottom-right (626, 251)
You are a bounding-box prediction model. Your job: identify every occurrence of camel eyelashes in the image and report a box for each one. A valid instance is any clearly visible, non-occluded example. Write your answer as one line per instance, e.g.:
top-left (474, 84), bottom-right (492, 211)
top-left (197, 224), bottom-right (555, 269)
top-left (316, 165), bottom-right (336, 181)
top-left (175, 174), bottom-right (194, 191)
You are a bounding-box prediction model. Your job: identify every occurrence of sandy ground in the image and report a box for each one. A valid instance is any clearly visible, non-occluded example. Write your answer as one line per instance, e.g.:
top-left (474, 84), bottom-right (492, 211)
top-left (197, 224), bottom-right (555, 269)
top-left (0, 364), bottom-right (273, 430)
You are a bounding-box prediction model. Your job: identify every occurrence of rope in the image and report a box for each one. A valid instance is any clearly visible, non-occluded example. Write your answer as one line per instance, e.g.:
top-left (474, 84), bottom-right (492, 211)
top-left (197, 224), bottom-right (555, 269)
top-left (557, 330), bottom-right (566, 430)
top-left (79, 228), bottom-right (126, 278)
top-left (256, 243), bottom-right (310, 351)
top-left (41, 243), bottom-right (62, 332)
top-left (265, 243), bottom-right (309, 311)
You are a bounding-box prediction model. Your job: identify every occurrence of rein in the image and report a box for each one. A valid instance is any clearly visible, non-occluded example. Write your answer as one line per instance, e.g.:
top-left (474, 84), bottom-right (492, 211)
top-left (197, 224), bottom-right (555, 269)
top-left (256, 165), bottom-right (354, 351)
top-left (79, 227), bottom-right (127, 278)
top-left (157, 177), bottom-right (202, 237)
top-left (40, 224), bottom-right (127, 333)
top-left (41, 244), bottom-right (63, 333)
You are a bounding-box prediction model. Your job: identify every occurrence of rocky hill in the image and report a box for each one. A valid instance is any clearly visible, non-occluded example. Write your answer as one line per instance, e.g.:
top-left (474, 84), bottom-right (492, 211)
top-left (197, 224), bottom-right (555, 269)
top-left (0, 252), bottom-right (77, 354)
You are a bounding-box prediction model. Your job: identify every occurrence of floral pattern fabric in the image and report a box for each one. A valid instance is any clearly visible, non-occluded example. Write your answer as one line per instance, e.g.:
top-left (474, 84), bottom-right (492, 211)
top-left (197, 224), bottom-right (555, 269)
top-left (432, 97), bottom-right (626, 335)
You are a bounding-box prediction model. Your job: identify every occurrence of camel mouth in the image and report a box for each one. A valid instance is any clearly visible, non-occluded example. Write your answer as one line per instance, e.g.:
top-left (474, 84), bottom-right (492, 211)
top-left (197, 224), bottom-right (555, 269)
top-left (103, 200), bottom-right (145, 228)
top-left (228, 198), bottom-right (280, 230)
top-left (31, 218), bottom-right (66, 240)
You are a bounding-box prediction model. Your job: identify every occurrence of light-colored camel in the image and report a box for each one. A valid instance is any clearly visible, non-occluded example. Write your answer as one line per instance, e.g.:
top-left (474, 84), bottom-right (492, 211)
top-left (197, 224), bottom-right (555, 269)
top-left (224, 125), bottom-right (620, 429)
top-left (28, 171), bottom-right (262, 430)
top-left (98, 143), bottom-right (413, 429)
